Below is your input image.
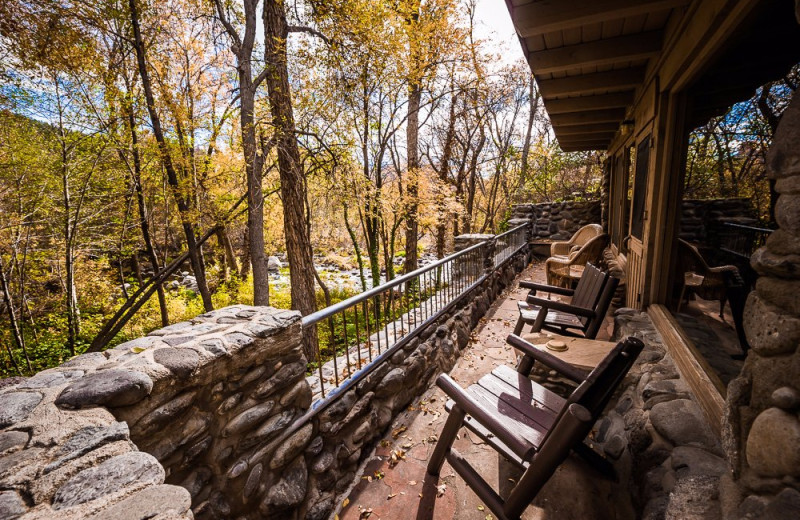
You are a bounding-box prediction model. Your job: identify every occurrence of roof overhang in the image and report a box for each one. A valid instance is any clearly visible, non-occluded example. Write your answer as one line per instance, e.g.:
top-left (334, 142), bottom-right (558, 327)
top-left (505, 0), bottom-right (689, 151)
top-left (505, 0), bottom-right (800, 151)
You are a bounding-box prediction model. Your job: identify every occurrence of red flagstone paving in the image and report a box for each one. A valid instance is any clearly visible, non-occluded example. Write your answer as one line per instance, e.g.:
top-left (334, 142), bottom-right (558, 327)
top-left (336, 262), bottom-right (630, 520)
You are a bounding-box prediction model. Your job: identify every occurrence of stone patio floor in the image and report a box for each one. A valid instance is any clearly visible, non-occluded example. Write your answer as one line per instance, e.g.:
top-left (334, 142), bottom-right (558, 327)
top-left (336, 261), bottom-right (629, 520)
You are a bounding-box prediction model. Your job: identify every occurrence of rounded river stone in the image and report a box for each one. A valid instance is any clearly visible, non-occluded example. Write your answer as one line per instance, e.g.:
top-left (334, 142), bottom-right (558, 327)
top-left (53, 451), bottom-right (165, 510)
top-left (55, 369), bottom-right (153, 409)
top-left (0, 490), bottom-right (26, 519)
top-left (746, 407), bottom-right (800, 477)
top-left (153, 348), bottom-right (200, 378)
top-left (86, 484), bottom-right (191, 520)
top-left (0, 391), bottom-right (43, 428)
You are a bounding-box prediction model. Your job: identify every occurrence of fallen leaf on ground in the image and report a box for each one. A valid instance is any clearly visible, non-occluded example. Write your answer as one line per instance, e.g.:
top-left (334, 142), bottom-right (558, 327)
top-left (387, 493), bottom-right (397, 500)
top-left (389, 449), bottom-right (406, 467)
top-left (436, 483), bottom-right (447, 497)
top-left (342, 498), bottom-right (350, 508)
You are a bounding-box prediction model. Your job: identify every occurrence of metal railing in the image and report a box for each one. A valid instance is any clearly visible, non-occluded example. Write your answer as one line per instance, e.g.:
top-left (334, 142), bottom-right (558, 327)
top-left (269, 224), bottom-right (529, 451)
top-left (714, 222), bottom-right (773, 259)
top-left (301, 223), bottom-right (528, 404)
top-left (494, 224), bottom-right (528, 267)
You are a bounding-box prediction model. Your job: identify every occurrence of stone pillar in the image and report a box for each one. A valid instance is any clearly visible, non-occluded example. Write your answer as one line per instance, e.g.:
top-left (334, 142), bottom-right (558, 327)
top-left (723, 94), bottom-right (800, 514)
top-left (453, 233), bottom-right (494, 252)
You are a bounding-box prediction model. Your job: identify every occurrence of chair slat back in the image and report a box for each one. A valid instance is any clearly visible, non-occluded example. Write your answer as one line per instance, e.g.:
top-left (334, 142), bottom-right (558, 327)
top-left (570, 263), bottom-right (608, 330)
top-left (569, 337), bottom-right (643, 415)
top-left (584, 274), bottom-right (620, 338)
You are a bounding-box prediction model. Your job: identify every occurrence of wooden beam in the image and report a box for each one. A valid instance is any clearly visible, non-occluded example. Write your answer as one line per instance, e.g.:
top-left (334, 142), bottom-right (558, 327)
top-left (550, 108), bottom-right (626, 126)
top-left (538, 67), bottom-right (645, 98)
top-left (558, 140), bottom-right (610, 150)
top-left (555, 132), bottom-right (616, 143)
top-left (528, 31), bottom-right (664, 74)
top-left (556, 122), bottom-right (620, 136)
top-left (511, 0), bottom-right (689, 38)
top-left (648, 305), bottom-right (725, 437)
top-left (544, 92), bottom-right (635, 114)
top-left (558, 139), bottom-right (610, 147)
top-left (560, 144), bottom-right (608, 152)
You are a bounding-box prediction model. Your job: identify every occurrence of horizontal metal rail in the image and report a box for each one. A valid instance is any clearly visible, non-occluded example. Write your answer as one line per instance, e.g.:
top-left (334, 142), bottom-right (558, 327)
top-left (715, 222), bottom-right (773, 259)
top-left (301, 239), bottom-right (489, 328)
top-left (493, 224), bottom-right (528, 267)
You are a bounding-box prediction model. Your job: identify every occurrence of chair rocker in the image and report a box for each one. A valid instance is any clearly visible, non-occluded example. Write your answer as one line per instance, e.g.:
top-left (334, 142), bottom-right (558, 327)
top-left (426, 334), bottom-right (644, 520)
top-left (513, 263), bottom-right (618, 340)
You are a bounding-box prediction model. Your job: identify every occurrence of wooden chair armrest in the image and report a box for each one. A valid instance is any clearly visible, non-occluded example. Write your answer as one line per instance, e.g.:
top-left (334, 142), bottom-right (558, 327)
top-left (506, 334), bottom-right (589, 383)
top-left (707, 265), bottom-right (738, 274)
top-left (525, 295), bottom-right (595, 317)
top-left (519, 280), bottom-right (574, 296)
top-left (436, 374), bottom-right (536, 460)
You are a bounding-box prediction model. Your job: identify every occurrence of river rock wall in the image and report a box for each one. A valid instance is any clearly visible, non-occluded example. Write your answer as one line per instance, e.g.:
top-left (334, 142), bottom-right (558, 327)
top-left (511, 198), bottom-right (756, 244)
top-left (0, 306), bottom-right (309, 520)
top-left (679, 198), bottom-right (757, 244)
top-left (511, 201), bottom-right (602, 241)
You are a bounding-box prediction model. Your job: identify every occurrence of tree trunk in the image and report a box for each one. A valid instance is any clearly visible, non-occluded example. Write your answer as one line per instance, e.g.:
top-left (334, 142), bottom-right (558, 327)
top-left (241, 79), bottom-right (269, 305)
top-left (0, 254), bottom-right (29, 374)
top-left (240, 221), bottom-right (252, 280)
top-left (464, 124), bottom-right (485, 233)
top-left (56, 88), bottom-right (80, 356)
top-left (124, 98), bottom-right (169, 326)
top-left (217, 225), bottom-right (238, 279)
top-left (263, 0), bottom-right (317, 346)
top-left (344, 204), bottom-right (367, 291)
top-left (128, 0), bottom-right (212, 312)
top-left (436, 91), bottom-right (457, 259)
top-left (403, 2), bottom-right (422, 276)
top-left (519, 77), bottom-right (538, 198)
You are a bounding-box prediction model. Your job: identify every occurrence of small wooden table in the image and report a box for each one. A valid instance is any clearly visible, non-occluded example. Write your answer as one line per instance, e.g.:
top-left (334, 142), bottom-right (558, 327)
top-left (519, 332), bottom-right (616, 371)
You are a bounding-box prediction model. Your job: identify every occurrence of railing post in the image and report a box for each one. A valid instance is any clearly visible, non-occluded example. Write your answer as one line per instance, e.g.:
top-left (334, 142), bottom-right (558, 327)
top-left (484, 236), bottom-right (497, 274)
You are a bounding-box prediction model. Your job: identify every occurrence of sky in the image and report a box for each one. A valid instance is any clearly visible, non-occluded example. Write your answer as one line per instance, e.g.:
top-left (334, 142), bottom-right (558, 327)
top-left (473, 0), bottom-right (520, 64)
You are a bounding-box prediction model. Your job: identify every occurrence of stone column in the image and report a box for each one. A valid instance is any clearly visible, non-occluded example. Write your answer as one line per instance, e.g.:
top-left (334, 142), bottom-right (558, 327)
top-left (723, 93), bottom-right (800, 514)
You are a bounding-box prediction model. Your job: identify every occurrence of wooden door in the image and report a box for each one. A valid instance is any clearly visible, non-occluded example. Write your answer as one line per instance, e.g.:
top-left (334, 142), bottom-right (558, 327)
top-left (626, 135), bottom-right (651, 308)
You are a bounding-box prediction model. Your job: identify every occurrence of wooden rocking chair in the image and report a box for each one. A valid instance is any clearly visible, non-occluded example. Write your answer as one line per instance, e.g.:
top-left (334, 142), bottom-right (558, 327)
top-left (426, 335), bottom-right (644, 520)
top-left (513, 263), bottom-right (618, 339)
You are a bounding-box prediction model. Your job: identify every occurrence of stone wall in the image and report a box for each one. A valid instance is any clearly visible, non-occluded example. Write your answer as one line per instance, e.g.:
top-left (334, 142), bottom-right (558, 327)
top-left (723, 90), bottom-right (800, 516)
top-left (1, 236), bottom-right (529, 520)
top-left (0, 306), bottom-right (309, 519)
top-left (511, 197), bottom-right (756, 245)
top-left (679, 198), bottom-right (757, 244)
top-left (511, 200), bottom-right (602, 241)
